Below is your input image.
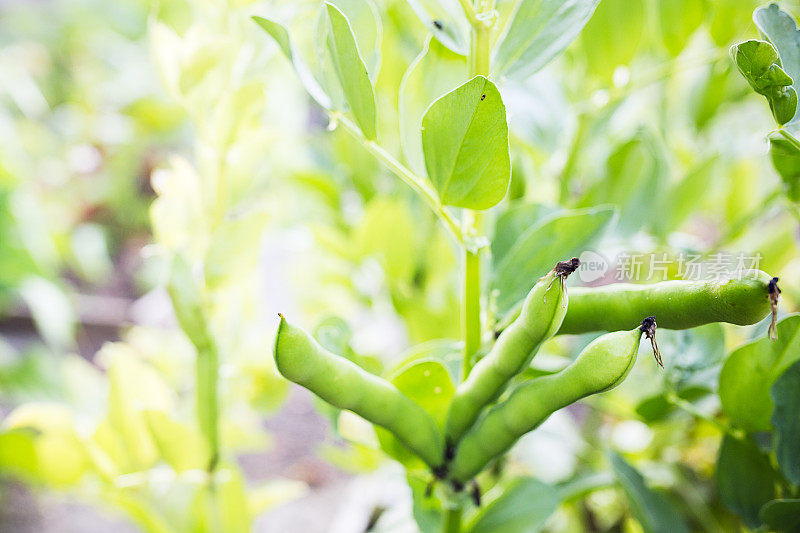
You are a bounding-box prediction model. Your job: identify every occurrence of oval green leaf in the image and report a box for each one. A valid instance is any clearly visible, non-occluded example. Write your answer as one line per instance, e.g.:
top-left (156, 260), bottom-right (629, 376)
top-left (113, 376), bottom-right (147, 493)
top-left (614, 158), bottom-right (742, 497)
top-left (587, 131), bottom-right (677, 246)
top-left (421, 75), bottom-right (510, 210)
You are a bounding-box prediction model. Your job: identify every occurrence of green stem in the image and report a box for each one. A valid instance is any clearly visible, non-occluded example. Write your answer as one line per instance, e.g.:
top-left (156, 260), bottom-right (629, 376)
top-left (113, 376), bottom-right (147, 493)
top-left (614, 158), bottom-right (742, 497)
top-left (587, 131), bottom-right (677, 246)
top-left (462, 222), bottom-right (482, 380)
top-left (778, 127), bottom-right (800, 151)
top-left (331, 112), bottom-right (463, 243)
top-left (197, 339), bottom-right (220, 471)
top-left (558, 114), bottom-right (589, 204)
top-left (460, 1), bottom-right (492, 381)
top-left (443, 507), bottom-right (463, 533)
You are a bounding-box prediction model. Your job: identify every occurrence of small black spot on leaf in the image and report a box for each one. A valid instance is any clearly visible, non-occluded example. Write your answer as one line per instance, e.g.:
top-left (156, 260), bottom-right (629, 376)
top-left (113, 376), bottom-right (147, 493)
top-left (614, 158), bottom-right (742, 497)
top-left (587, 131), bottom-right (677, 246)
top-left (433, 20), bottom-right (443, 30)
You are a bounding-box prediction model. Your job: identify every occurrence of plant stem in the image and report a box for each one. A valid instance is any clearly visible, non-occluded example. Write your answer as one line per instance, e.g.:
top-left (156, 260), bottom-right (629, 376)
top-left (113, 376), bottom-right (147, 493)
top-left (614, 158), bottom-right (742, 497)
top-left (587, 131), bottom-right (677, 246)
top-left (197, 338), bottom-right (220, 472)
top-left (330, 112), bottom-right (463, 243)
top-left (443, 507), bottom-right (463, 533)
top-left (459, 7), bottom-right (492, 382)
top-left (778, 127), bottom-right (800, 151)
top-left (462, 217), bottom-right (482, 380)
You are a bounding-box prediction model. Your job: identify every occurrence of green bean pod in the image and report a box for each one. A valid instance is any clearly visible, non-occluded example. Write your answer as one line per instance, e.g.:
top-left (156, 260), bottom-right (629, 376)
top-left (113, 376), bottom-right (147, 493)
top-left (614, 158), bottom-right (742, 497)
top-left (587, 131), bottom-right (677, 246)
top-left (274, 315), bottom-right (444, 468)
top-left (449, 321), bottom-right (649, 482)
top-left (557, 270), bottom-right (779, 335)
top-left (445, 261), bottom-right (576, 445)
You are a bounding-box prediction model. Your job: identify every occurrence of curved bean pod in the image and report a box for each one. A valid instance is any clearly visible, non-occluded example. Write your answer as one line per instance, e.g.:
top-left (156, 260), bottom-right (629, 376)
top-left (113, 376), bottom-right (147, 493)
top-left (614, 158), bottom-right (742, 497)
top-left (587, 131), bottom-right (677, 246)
top-left (557, 270), bottom-right (779, 336)
top-left (445, 260), bottom-right (578, 444)
top-left (274, 315), bottom-right (444, 468)
top-left (449, 320), bottom-right (651, 482)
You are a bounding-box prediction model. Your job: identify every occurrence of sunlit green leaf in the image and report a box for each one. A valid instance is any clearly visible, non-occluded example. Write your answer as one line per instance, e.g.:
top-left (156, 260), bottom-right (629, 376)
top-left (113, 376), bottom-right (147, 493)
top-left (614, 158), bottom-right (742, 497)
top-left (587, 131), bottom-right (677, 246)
top-left (494, 0), bottom-right (600, 79)
top-left (658, 0), bottom-right (704, 57)
top-left (421, 75), bottom-right (510, 209)
top-left (576, 0), bottom-right (644, 81)
top-left (719, 315), bottom-right (800, 432)
top-left (389, 359), bottom-right (454, 429)
top-left (252, 16), bottom-right (332, 108)
top-left (326, 2), bottom-right (377, 139)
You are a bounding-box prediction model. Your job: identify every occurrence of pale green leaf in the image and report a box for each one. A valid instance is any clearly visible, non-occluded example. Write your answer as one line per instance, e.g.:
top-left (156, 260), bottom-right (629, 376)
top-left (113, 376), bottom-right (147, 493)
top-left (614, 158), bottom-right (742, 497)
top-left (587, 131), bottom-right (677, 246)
top-left (252, 16), bottom-right (332, 108)
top-left (400, 36), bottom-right (466, 175)
top-left (421, 75), bottom-right (510, 209)
top-left (406, 0), bottom-right (470, 55)
top-left (494, 0), bottom-right (601, 79)
top-left (326, 2), bottom-right (377, 139)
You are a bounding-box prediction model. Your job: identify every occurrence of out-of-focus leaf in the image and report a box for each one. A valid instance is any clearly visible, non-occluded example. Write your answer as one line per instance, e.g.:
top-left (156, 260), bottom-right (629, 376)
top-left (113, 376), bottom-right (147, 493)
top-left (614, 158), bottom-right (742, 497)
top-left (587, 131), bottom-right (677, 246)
top-left (491, 203), bottom-right (559, 267)
top-left (659, 323), bottom-right (726, 390)
top-left (652, 158), bottom-right (717, 237)
top-left (770, 358), bottom-right (800, 484)
top-left (730, 40), bottom-right (797, 125)
top-left (2, 403), bottom-right (90, 487)
top-left (576, 0), bottom-right (644, 81)
top-left (716, 434), bottom-right (776, 529)
top-left (492, 206), bottom-right (615, 313)
top-left (493, 0), bottom-right (600, 79)
top-left (578, 132), bottom-right (666, 235)
top-left (18, 277), bottom-right (76, 351)
top-left (247, 479), bottom-right (308, 517)
top-left (504, 75), bottom-right (569, 154)
top-left (355, 197), bottom-right (416, 283)
top-left (0, 428), bottom-right (38, 481)
top-left (465, 477), bottom-right (559, 533)
top-left (711, 0), bottom-right (758, 46)
top-left (755, 3), bottom-right (800, 125)
top-left (719, 315), bottom-right (800, 432)
top-left (635, 386), bottom-right (711, 423)
top-left (658, 0), bottom-right (704, 57)
top-left (405, 0), bottom-right (470, 55)
top-left (608, 452), bottom-right (689, 533)
top-left (769, 134), bottom-right (800, 201)
top-left (760, 499), bottom-right (800, 532)
top-left (252, 16), bottom-right (331, 108)
top-left (421, 75), bottom-right (510, 210)
top-left (99, 342), bottom-right (176, 471)
top-left (204, 210), bottom-right (268, 289)
top-left (399, 36), bottom-right (466, 175)
top-left (325, 3), bottom-right (377, 139)
top-left (144, 411), bottom-right (210, 472)
top-left (70, 223), bottom-right (113, 283)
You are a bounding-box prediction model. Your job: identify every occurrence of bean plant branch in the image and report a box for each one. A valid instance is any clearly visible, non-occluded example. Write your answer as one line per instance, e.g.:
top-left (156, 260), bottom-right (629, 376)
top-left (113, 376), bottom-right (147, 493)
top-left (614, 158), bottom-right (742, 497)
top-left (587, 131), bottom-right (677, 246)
top-left (329, 111), bottom-right (463, 243)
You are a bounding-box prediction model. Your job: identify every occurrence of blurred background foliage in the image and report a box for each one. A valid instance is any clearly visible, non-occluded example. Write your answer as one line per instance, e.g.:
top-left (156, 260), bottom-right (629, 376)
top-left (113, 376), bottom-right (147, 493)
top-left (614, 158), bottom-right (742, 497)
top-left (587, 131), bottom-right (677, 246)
top-left (0, 0), bottom-right (799, 531)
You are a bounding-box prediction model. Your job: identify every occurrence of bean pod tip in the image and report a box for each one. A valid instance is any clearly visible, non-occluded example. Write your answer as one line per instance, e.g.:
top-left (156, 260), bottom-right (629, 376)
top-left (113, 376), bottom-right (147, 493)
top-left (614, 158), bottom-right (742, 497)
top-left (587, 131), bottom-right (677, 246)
top-left (639, 316), bottom-right (662, 368)
top-left (768, 277), bottom-right (781, 340)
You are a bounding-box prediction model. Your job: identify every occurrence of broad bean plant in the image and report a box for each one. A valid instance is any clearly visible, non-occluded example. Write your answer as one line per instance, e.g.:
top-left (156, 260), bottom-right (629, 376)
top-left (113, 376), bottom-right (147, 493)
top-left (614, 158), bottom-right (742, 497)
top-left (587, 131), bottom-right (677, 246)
top-left (255, 1), bottom-right (792, 531)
